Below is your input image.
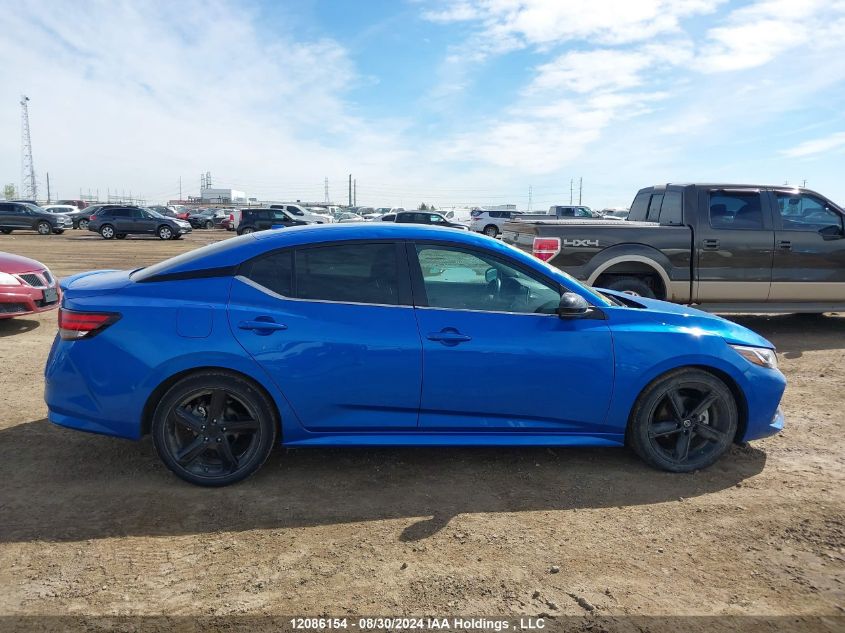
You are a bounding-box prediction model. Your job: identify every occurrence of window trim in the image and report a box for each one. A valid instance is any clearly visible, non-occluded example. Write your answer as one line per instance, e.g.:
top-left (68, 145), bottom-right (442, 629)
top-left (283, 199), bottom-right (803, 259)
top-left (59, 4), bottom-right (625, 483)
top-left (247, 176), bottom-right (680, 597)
top-left (406, 239), bottom-right (566, 317)
top-left (236, 239), bottom-right (413, 308)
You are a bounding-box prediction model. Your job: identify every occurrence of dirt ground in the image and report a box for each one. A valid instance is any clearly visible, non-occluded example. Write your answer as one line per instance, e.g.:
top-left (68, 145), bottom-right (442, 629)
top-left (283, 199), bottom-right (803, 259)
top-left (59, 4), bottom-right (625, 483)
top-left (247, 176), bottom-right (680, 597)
top-left (0, 230), bottom-right (843, 629)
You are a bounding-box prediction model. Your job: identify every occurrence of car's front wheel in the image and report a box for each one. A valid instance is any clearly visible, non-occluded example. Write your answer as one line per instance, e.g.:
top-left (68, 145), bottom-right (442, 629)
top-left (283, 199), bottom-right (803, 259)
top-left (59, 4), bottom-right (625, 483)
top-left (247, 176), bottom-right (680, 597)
top-left (152, 371), bottom-right (277, 486)
top-left (158, 225), bottom-right (173, 240)
top-left (0, 229), bottom-right (11, 235)
top-left (78, 219), bottom-right (89, 230)
top-left (36, 221), bottom-right (52, 235)
top-left (628, 368), bottom-right (737, 473)
top-left (205, 220), bottom-right (213, 229)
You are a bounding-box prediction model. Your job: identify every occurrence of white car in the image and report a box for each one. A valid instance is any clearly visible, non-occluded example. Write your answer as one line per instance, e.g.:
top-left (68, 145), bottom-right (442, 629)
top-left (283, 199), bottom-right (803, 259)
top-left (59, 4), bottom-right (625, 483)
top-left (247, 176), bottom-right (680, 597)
top-left (469, 209), bottom-right (524, 237)
top-left (271, 204), bottom-right (334, 224)
top-left (337, 212), bottom-right (365, 223)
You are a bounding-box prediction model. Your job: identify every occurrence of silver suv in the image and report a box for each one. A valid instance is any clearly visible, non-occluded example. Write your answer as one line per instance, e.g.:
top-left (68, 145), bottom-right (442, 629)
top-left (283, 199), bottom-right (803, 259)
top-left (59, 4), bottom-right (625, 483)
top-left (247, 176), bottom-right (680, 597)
top-left (469, 209), bottom-right (523, 237)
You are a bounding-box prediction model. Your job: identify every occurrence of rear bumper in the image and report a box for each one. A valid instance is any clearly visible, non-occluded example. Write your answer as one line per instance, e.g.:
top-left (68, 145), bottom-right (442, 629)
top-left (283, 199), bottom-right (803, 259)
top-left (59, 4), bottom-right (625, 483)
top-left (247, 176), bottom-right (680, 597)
top-left (0, 285), bottom-right (60, 319)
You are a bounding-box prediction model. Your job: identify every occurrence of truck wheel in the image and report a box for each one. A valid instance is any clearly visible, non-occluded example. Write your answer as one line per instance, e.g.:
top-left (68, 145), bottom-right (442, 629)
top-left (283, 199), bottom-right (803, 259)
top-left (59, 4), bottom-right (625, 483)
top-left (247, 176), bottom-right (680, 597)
top-left (604, 276), bottom-right (655, 298)
top-left (483, 225), bottom-right (499, 237)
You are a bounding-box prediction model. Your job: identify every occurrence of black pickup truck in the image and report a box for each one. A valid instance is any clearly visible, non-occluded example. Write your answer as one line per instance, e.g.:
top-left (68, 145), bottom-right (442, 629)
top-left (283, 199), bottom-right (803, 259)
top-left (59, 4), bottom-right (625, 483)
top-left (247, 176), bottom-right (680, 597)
top-left (501, 183), bottom-right (845, 313)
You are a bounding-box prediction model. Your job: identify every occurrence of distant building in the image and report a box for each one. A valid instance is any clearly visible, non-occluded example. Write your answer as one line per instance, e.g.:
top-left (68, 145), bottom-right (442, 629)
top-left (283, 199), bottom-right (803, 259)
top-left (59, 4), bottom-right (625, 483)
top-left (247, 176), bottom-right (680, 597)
top-left (201, 187), bottom-right (246, 203)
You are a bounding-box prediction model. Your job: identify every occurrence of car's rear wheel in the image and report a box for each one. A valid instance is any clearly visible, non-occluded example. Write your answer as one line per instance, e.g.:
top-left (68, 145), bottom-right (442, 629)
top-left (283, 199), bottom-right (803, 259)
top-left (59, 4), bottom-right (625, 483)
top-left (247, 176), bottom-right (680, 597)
top-left (158, 225), bottom-right (173, 240)
top-left (78, 219), bottom-right (89, 230)
top-left (238, 226), bottom-right (254, 235)
top-left (629, 368), bottom-right (737, 473)
top-left (115, 233), bottom-right (127, 239)
top-left (0, 229), bottom-right (11, 235)
top-left (52, 229), bottom-right (65, 234)
top-left (152, 371), bottom-right (277, 486)
top-left (483, 225), bottom-right (499, 237)
top-left (100, 224), bottom-right (115, 239)
top-left (36, 221), bottom-right (52, 235)
top-left (604, 276), bottom-right (655, 298)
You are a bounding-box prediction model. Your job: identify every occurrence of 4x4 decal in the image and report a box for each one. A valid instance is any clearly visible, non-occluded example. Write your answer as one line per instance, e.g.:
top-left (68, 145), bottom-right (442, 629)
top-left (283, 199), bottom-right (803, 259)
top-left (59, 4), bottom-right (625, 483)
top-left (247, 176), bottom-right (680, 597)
top-left (563, 238), bottom-right (599, 247)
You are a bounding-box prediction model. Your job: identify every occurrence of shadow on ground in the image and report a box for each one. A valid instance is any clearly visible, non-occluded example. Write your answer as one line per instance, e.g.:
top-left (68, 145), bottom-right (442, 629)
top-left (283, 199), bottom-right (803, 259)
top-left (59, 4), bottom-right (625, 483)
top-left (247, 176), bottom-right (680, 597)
top-left (0, 318), bottom-right (39, 337)
top-left (725, 313), bottom-right (844, 358)
top-left (0, 419), bottom-right (766, 544)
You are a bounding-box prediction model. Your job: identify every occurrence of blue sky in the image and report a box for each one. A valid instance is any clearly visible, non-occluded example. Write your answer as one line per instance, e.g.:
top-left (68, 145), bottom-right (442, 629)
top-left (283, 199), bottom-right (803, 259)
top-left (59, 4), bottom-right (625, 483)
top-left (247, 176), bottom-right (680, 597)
top-left (1, 0), bottom-right (844, 209)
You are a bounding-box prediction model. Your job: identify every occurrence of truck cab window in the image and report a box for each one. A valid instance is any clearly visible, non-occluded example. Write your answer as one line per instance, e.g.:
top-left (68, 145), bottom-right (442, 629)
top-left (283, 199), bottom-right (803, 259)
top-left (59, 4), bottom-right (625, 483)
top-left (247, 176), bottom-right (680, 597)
top-left (628, 191), bottom-right (651, 221)
top-left (775, 193), bottom-right (843, 233)
top-left (709, 192), bottom-right (763, 230)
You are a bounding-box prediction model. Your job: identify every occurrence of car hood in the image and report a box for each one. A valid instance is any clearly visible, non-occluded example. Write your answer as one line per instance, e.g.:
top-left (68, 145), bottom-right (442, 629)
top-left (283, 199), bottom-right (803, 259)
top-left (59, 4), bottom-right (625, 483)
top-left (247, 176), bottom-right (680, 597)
top-left (0, 251), bottom-right (48, 274)
top-left (600, 289), bottom-right (774, 349)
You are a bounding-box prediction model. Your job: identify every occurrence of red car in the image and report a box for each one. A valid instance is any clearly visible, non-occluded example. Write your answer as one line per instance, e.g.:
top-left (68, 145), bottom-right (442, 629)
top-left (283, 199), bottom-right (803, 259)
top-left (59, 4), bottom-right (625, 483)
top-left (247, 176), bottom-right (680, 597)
top-left (0, 252), bottom-right (61, 319)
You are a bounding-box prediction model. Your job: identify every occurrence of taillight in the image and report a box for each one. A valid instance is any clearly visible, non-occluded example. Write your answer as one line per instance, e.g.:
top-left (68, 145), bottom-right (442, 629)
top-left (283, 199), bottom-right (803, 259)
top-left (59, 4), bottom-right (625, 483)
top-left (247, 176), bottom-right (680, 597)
top-left (533, 237), bottom-right (561, 262)
top-left (229, 214), bottom-right (234, 221)
top-left (89, 215), bottom-right (96, 221)
top-left (58, 308), bottom-right (120, 340)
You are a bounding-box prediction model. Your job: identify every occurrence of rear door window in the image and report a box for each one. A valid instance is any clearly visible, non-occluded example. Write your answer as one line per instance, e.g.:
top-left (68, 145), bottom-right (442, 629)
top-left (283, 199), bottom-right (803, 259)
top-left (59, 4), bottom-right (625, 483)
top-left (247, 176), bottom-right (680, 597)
top-left (242, 251), bottom-right (293, 297)
top-left (709, 192), bottom-right (764, 229)
top-left (295, 243), bottom-right (400, 305)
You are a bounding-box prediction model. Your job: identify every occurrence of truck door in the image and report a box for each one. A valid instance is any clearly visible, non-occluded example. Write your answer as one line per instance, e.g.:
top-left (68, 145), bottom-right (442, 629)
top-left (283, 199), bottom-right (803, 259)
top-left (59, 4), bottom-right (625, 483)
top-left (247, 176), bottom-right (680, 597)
top-left (769, 190), bottom-right (845, 303)
top-left (694, 189), bottom-right (774, 302)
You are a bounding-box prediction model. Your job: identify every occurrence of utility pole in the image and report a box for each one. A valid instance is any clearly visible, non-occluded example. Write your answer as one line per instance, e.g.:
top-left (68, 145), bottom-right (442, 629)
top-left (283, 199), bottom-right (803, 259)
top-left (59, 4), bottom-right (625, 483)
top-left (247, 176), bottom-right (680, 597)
top-left (324, 177), bottom-right (330, 204)
top-left (802, 179), bottom-right (807, 187)
top-left (179, 176), bottom-right (182, 202)
top-left (46, 172), bottom-right (51, 203)
top-left (348, 174), bottom-right (352, 206)
top-left (578, 177), bottom-right (582, 205)
top-left (20, 95), bottom-right (37, 200)
top-left (570, 178), bottom-right (573, 204)
top-left (528, 184), bottom-right (532, 212)
top-left (353, 179), bottom-right (357, 206)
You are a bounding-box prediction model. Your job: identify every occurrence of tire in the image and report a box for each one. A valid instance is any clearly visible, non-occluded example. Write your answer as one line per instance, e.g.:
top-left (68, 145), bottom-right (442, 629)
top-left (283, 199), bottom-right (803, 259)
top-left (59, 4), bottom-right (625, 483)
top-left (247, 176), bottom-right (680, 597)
top-left (204, 220), bottom-right (213, 229)
top-left (0, 229), bottom-right (11, 235)
top-left (157, 225), bottom-right (173, 240)
top-left (52, 229), bottom-right (65, 234)
top-left (115, 234), bottom-right (127, 240)
top-left (628, 368), bottom-right (738, 473)
top-left (151, 371), bottom-right (278, 487)
top-left (36, 221), bottom-right (52, 235)
top-left (604, 276), bottom-right (655, 298)
top-left (483, 225), bottom-right (499, 237)
top-left (238, 226), bottom-right (255, 235)
top-left (100, 224), bottom-right (115, 239)
top-left (78, 219), bottom-right (89, 230)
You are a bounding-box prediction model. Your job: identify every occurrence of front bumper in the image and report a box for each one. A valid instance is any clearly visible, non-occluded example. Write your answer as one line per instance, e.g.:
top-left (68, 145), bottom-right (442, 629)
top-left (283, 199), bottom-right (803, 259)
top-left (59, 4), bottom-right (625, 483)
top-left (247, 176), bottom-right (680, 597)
top-left (0, 284), bottom-right (61, 318)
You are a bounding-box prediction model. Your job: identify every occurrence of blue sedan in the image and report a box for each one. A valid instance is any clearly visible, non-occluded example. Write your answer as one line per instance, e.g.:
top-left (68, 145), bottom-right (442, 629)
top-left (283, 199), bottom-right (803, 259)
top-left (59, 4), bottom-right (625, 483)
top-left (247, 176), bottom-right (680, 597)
top-left (45, 224), bottom-right (786, 486)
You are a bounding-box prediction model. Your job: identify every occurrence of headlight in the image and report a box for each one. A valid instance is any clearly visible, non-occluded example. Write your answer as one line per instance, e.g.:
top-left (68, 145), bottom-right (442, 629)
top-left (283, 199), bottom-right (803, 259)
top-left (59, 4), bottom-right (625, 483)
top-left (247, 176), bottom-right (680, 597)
top-left (730, 344), bottom-right (778, 369)
top-left (0, 272), bottom-right (20, 285)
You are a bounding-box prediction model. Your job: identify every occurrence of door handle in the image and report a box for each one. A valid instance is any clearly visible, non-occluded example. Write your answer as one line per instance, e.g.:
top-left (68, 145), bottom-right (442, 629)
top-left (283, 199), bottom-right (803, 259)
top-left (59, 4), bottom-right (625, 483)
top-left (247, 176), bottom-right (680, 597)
top-left (777, 240), bottom-right (792, 250)
top-left (238, 319), bottom-right (287, 334)
top-left (702, 238), bottom-right (720, 250)
top-left (427, 329), bottom-right (472, 345)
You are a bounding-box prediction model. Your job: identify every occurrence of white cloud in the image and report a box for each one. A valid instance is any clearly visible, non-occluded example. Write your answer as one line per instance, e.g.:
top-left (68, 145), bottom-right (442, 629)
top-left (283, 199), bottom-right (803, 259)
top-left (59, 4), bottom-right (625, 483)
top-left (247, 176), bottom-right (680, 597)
top-left (696, 0), bottom-right (844, 72)
top-left (781, 132), bottom-right (845, 158)
top-left (0, 1), bottom-right (415, 203)
top-left (423, 0), bottom-right (722, 51)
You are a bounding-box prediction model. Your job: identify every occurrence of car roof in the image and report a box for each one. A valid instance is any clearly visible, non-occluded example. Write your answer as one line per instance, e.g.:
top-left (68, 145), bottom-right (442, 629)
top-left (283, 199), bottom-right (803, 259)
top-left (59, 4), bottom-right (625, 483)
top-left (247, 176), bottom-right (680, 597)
top-left (134, 223), bottom-right (523, 280)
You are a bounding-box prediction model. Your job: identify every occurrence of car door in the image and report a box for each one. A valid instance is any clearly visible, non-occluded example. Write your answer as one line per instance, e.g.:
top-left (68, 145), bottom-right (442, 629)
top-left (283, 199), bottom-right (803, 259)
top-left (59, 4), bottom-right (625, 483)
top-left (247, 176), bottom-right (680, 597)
top-left (228, 241), bottom-right (422, 430)
top-left (769, 190), bottom-right (845, 302)
top-left (695, 188), bottom-right (774, 302)
top-left (133, 208), bottom-right (154, 233)
top-left (409, 241), bottom-right (615, 432)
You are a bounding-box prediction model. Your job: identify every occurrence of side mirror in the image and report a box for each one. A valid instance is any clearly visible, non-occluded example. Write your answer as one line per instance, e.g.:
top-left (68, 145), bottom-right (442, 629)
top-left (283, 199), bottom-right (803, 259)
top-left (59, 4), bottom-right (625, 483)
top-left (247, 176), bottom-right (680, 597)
top-left (557, 292), bottom-right (590, 318)
top-left (484, 267), bottom-right (498, 283)
top-left (819, 224), bottom-right (844, 240)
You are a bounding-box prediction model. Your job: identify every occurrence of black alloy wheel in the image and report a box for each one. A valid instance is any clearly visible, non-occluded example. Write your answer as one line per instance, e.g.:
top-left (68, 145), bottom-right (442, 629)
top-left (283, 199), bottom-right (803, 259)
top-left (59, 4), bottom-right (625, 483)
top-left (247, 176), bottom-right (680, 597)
top-left (152, 372), bottom-right (276, 486)
top-left (629, 368), bottom-right (737, 472)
